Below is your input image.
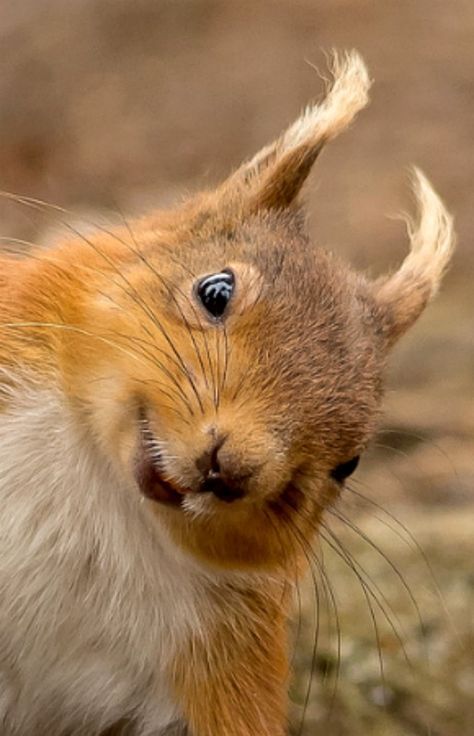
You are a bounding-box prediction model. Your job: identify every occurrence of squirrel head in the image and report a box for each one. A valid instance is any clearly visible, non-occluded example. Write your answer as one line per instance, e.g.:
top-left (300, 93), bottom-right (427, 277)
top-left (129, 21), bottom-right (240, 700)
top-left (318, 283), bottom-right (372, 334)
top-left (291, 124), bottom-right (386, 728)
top-left (55, 52), bottom-right (453, 572)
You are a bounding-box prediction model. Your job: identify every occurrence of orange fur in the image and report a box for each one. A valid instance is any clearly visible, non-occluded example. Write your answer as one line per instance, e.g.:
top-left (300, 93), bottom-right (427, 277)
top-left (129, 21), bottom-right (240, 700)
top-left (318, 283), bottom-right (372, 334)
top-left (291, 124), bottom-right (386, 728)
top-left (172, 585), bottom-right (290, 736)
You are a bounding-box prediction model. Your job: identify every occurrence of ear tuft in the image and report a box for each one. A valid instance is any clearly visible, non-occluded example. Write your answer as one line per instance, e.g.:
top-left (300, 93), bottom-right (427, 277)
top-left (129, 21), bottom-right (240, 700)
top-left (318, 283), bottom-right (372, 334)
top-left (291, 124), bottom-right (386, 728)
top-left (223, 50), bottom-right (371, 212)
top-left (374, 169), bottom-right (455, 345)
top-left (403, 167), bottom-right (454, 293)
top-left (279, 50), bottom-right (371, 154)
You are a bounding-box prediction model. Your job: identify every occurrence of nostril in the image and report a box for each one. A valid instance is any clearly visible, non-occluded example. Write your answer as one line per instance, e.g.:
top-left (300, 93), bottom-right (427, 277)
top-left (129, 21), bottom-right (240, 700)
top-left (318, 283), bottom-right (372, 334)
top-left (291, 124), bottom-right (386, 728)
top-left (200, 476), bottom-right (244, 503)
top-left (195, 434), bottom-right (250, 501)
top-left (209, 443), bottom-right (221, 474)
top-left (195, 435), bottom-right (226, 477)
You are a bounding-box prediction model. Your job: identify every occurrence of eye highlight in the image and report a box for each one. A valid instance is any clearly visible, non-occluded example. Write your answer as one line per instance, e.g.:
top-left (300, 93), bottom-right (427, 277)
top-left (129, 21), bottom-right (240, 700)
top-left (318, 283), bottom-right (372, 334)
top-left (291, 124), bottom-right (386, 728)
top-left (330, 455), bottom-right (360, 484)
top-left (196, 270), bottom-right (234, 319)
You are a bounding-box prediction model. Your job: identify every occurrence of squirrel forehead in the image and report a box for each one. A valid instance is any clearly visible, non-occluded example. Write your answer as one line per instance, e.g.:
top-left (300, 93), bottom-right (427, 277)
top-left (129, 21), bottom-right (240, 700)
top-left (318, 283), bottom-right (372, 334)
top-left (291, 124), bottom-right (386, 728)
top-left (115, 211), bottom-right (379, 358)
top-left (137, 219), bottom-right (380, 367)
top-left (140, 210), bottom-right (361, 304)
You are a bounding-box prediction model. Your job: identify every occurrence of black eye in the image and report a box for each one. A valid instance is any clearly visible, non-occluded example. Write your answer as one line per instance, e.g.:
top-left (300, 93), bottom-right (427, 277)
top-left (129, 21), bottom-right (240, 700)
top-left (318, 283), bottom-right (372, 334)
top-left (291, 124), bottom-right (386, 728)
top-left (196, 270), bottom-right (234, 319)
top-left (330, 455), bottom-right (360, 483)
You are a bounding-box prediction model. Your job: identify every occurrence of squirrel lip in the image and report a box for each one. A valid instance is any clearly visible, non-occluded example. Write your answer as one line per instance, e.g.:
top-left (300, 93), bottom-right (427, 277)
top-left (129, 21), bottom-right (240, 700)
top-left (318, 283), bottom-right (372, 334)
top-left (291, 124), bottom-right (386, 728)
top-left (135, 452), bottom-right (184, 507)
top-left (135, 413), bottom-right (188, 508)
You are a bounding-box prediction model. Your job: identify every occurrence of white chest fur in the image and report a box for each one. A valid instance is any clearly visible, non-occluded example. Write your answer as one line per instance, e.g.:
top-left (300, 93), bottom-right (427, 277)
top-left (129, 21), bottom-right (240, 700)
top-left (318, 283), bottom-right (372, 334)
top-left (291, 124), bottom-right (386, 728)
top-left (0, 381), bottom-right (210, 735)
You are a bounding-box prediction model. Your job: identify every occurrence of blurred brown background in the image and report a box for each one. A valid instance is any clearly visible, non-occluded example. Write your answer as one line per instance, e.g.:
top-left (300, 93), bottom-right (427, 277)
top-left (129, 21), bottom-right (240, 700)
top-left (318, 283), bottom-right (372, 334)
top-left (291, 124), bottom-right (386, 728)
top-left (0, 2), bottom-right (472, 734)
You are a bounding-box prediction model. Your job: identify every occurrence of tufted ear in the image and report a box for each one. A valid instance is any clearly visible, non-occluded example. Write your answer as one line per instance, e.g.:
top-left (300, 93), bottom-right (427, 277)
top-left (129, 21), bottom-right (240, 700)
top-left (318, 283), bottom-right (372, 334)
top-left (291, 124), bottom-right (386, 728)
top-left (220, 50), bottom-right (371, 212)
top-left (373, 169), bottom-right (455, 347)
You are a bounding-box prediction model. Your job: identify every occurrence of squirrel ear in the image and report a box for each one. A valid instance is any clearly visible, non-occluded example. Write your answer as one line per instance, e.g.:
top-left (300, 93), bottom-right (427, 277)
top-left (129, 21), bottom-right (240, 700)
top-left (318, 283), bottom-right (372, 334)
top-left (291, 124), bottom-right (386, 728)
top-left (373, 169), bottom-right (455, 347)
top-left (223, 50), bottom-right (371, 212)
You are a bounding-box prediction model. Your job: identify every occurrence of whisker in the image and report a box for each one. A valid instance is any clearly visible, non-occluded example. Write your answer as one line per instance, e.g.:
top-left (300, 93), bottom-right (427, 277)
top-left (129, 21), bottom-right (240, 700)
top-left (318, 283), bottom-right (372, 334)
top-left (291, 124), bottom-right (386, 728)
top-left (0, 192), bottom-right (201, 414)
top-left (0, 320), bottom-right (192, 418)
top-left (280, 494), bottom-right (423, 722)
top-left (213, 326), bottom-right (221, 410)
top-left (2, 245), bottom-right (193, 413)
top-left (261, 508), bottom-right (296, 609)
top-left (112, 209), bottom-right (210, 412)
top-left (319, 522), bottom-right (389, 706)
top-left (145, 248), bottom-right (218, 408)
top-left (281, 516), bottom-right (323, 736)
top-left (220, 323), bottom-right (230, 398)
top-left (346, 481), bottom-right (461, 646)
top-left (328, 506), bottom-right (426, 639)
top-left (273, 503), bottom-right (342, 736)
top-left (327, 519), bottom-right (414, 653)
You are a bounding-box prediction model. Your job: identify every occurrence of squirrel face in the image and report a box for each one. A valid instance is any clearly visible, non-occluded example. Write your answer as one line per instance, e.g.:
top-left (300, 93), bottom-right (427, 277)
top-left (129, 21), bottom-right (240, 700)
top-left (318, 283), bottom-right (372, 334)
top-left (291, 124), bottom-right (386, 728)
top-left (76, 215), bottom-right (383, 571)
top-left (45, 53), bottom-right (453, 572)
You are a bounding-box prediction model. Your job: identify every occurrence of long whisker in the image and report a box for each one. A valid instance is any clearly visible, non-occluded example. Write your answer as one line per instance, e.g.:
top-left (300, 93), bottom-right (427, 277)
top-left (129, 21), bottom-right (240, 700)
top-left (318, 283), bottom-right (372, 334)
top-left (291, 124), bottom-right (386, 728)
top-left (2, 235), bottom-right (193, 412)
top-left (305, 531), bottom-right (344, 724)
top-left (346, 480), bottom-right (461, 645)
top-left (10, 192), bottom-right (216, 412)
top-left (262, 508), bottom-right (306, 675)
top-left (279, 514), bottom-right (323, 736)
top-left (0, 321), bottom-right (193, 416)
top-left (113, 209), bottom-right (211, 409)
top-left (328, 506), bottom-right (426, 637)
top-left (261, 508), bottom-right (296, 609)
top-left (286, 509), bottom-right (348, 718)
top-left (319, 522), bottom-right (389, 704)
top-left (0, 192), bottom-right (203, 414)
top-left (87, 374), bottom-right (190, 426)
top-left (64, 199), bottom-right (210, 414)
top-left (220, 322), bottom-right (230, 398)
top-left (213, 326), bottom-right (221, 410)
top-left (324, 519), bottom-right (415, 663)
top-left (280, 494), bottom-right (422, 714)
top-left (94, 292), bottom-right (195, 413)
top-left (379, 427), bottom-right (460, 477)
top-left (272, 501), bottom-right (343, 735)
top-left (323, 517), bottom-right (410, 652)
top-left (1, 242), bottom-right (193, 413)
top-left (372, 437), bottom-right (463, 510)
top-left (149, 248), bottom-right (218, 406)
top-left (72, 231), bottom-right (204, 414)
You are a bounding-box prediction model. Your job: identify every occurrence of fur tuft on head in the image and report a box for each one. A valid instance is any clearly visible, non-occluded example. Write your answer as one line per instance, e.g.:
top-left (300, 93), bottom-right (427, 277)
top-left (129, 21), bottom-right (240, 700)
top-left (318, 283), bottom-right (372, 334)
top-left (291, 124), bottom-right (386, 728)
top-left (221, 50), bottom-right (371, 212)
top-left (374, 168), bottom-right (455, 344)
top-left (404, 167), bottom-right (454, 291)
top-left (279, 49), bottom-right (371, 152)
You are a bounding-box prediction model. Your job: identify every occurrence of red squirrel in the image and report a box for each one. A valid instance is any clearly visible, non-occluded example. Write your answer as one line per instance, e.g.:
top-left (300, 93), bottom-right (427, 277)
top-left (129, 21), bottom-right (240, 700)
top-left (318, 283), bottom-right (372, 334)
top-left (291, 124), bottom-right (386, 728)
top-left (0, 51), bottom-right (454, 735)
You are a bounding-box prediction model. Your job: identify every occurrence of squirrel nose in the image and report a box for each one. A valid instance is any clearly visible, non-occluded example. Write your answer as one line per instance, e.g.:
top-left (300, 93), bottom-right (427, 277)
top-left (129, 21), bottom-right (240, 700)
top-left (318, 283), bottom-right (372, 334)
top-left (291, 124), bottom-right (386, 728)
top-left (195, 438), bottom-right (250, 503)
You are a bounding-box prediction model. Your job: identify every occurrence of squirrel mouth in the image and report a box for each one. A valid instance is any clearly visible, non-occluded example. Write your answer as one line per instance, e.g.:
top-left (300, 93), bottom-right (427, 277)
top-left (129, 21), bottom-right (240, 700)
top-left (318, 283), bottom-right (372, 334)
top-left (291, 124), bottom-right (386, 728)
top-left (135, 414), bottom-right (185, 508)
top-left (135, 452), bottom-right (184, 507)
top-left (134, 410), bottom-right (248, 507)
top-left (134, 410), bottom-right (301, 511)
